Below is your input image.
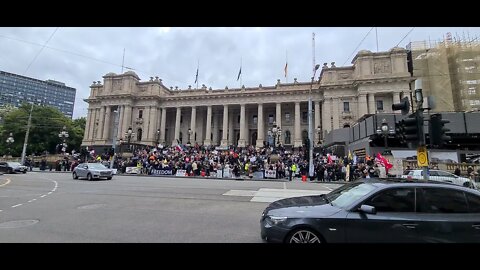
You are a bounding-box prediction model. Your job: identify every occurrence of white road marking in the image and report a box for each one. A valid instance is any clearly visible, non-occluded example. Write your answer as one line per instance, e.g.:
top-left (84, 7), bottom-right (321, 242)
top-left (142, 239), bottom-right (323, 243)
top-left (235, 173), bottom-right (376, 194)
top-left (283, 182), bottom-right (286, 189)
top-left (40, 195), bottom-right (46, 198)
top-left (28, 199), bottom-right (37, 203)
top-left (12, 204), bottom-right (23, 208)
top-left (0, 210), bottom-right (3, 212)
top-left (223, 188), bottom-right (329, 203)
top-left (48, 192), bottom-right (52, 194)
top-left (325, 186), bottom-right (333, 191)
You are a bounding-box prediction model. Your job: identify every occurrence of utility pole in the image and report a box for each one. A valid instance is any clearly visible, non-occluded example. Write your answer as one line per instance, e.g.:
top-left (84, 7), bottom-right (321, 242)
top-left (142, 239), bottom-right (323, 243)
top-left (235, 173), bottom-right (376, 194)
top-left (21, 103), bottom-right (34, 165)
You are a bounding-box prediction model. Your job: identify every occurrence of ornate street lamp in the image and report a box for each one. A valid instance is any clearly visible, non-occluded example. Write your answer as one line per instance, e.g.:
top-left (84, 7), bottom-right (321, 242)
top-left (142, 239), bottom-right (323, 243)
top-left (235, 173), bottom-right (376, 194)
top-left (376, 119), bottom-right (394, 154)
top-left (269, 121), bottom-right (282, 151)
top-left (58, 126), bottom-right (69, 155)
top-left (6, 132), bottom-right (14, 156)
top-left (156, 129), bottom-right (160, 147)
top-left (316, 126), bottom-right (322, 145)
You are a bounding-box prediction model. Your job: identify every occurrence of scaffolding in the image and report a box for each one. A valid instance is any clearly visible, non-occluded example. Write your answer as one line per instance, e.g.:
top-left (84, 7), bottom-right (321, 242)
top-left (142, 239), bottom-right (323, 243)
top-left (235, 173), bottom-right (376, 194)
top-left (407, 34), bottom-right (480, 112)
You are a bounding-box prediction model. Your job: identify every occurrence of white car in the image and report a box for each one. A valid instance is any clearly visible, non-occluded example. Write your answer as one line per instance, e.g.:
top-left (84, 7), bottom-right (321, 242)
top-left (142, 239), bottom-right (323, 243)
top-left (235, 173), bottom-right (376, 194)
top-left (403, 169), bottom-right (476, 189)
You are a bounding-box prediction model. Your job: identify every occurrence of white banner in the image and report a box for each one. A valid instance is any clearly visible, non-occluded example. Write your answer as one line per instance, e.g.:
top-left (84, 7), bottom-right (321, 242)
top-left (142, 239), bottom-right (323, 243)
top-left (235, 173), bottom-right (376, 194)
top-left (176, 169), bottom-right (187, 176)
top-left (126, 167), bottom-right (140, 174)
top-left (264, 170), bottom-right (276, 179)
top-left (223, 169), bottom-right (231, 178)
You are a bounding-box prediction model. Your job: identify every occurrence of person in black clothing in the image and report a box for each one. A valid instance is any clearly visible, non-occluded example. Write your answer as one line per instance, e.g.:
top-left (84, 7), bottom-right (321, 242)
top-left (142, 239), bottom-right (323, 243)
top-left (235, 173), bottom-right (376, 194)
top-left (454, 167), bottom-right (461, 176)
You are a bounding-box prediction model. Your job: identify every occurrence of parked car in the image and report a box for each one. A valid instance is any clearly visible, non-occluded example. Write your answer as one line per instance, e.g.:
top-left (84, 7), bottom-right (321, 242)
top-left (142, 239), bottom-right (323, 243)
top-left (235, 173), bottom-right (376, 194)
top-left (403, 169), bottom-right (476, 189)
top-left (260, 179), bottom-right (480, 243)
top-left (72, 162), bottom-right (113, 180)
top-left (0, 161), bottom-right (28, 174)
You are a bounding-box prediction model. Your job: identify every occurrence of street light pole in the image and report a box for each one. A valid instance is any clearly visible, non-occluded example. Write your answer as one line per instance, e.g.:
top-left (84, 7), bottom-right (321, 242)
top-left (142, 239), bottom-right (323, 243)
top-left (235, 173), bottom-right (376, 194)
top-left (6, 133), bottom-right (14, 157)
top-left (21, 103), bottom-right (34, 165)
top-left (58, 126), bottom-right (69, 156)
top-left (309, 64), bottom-right (320, 179)
top-left (110, 109), bottom-right (119, 170)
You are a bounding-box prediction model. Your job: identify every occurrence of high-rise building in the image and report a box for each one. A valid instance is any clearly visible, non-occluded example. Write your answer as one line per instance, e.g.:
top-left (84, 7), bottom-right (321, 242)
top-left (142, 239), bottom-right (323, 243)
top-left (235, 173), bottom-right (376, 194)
top-left (407, 36), bottom-right (480, 112)
top-left (0, 70), bottom-right (76, 118)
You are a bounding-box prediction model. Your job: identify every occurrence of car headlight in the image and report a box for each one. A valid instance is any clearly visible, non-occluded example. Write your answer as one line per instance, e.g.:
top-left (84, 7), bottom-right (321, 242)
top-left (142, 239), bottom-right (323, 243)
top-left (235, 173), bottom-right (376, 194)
top-left (267, 216), bottom-right (288, 225)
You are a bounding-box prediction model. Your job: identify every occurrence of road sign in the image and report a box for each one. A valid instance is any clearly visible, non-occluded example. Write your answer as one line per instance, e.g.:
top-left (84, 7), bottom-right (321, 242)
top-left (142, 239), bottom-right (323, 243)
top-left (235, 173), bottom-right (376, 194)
top-left (417, 146), bottom-right (429, 167)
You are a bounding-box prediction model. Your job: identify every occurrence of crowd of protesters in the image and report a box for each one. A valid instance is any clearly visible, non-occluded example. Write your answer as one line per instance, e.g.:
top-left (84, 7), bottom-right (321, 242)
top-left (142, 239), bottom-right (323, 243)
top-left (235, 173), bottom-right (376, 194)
top-left (80, 142), bottom-right (392, 182)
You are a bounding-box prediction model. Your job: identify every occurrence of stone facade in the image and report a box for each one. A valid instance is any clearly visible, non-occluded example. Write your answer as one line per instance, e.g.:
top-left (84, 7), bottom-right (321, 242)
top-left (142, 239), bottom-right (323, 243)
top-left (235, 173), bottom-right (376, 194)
top-left (81, 47), bottom-right (412, 148)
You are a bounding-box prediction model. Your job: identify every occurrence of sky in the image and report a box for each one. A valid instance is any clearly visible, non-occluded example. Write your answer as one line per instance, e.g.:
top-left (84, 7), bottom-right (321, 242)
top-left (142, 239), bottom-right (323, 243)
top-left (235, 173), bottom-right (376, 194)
top-left (1, 27), bottom-right (479, 119)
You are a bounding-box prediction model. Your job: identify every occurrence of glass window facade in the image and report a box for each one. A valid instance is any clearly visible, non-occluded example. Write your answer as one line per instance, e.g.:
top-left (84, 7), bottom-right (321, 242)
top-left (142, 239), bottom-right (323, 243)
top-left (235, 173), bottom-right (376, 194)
top-left (0, 70), bottom-right (76, 119)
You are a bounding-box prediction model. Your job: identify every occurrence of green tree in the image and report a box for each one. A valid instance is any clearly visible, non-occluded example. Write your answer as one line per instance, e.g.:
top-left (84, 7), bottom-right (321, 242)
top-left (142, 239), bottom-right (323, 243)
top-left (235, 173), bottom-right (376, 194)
top-left (1, 103), bottom-right (85, 157)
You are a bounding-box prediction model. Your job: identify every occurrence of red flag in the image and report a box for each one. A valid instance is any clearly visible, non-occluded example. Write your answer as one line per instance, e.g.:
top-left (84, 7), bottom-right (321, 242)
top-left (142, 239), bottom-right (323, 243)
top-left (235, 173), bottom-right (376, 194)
top-left (376, 153), bottom-right (393, 171)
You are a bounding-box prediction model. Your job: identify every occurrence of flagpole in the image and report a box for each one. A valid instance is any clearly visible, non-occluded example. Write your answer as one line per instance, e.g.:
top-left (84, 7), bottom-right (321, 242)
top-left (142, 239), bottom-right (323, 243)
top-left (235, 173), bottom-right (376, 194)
top-left (196, 59), bottom-right (199, 90)
top-left (240, 57), bottom-right (242, 88)
top-left (285, 50), bottom-right (288, 83)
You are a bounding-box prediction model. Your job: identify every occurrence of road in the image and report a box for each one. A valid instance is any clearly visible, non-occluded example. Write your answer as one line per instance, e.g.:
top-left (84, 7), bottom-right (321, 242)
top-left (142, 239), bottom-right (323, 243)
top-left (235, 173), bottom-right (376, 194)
top-left (0, 172), bottom-right (341, 243)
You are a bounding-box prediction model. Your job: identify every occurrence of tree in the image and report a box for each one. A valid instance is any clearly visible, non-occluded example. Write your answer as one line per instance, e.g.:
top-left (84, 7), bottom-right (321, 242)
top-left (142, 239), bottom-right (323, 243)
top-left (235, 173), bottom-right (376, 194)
top-left (1, 103), bottom-right (85, 157)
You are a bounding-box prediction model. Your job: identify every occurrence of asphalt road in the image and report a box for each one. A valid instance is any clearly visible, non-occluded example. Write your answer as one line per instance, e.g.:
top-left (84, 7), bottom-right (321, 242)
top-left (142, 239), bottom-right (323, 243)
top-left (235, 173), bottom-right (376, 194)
top-left (0, 172), bottom-right (341, 243)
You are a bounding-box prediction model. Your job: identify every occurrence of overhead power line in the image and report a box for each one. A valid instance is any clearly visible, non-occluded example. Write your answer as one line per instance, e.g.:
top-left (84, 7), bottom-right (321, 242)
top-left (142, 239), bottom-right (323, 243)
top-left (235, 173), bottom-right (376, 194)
top-left (342, 27), bottom-right (375, 66)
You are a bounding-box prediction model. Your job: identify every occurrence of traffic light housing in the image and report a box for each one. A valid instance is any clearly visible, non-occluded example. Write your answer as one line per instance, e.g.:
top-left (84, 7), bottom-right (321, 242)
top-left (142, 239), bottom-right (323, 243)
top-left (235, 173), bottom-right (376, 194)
top-left (396, 112), bottom-right (422, 147)
top-left (392, 97), bottom-right (410, 115)
top-left (429, 113), bottom-right (451, 147)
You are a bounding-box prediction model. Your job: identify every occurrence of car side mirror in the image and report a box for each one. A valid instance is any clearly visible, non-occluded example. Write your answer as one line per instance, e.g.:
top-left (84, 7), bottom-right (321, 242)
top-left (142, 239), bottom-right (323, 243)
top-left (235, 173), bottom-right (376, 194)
top-left (359, 204), bottom-right (376, 215)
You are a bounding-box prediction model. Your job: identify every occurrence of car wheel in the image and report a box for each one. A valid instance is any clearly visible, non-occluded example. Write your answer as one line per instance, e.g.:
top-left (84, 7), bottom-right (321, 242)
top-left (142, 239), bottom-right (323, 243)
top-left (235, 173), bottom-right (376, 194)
top-left (463, 181), bottom-right (472, 188)
top-left (87, 173), bottom-right (93, 181)
top-left (73, 172), bottom-right (78, 179)
top-left (286, 228), bottom-right (322, 244)
top-left (22, 171), bottom-right (27, 174)
top-left (107, 177), bottom-right (112, 180)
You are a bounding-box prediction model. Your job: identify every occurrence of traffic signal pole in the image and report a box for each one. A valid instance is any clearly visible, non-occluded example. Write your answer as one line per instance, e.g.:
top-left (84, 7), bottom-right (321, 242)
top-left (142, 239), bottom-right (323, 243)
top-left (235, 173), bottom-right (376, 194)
top-left (413, 80), bottom-right (428, 182)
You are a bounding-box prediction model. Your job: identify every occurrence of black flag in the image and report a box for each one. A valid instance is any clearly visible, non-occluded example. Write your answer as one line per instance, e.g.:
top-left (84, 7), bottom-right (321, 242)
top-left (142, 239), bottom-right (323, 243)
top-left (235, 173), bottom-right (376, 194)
top-left (237, 66), bottom-right (242, 81)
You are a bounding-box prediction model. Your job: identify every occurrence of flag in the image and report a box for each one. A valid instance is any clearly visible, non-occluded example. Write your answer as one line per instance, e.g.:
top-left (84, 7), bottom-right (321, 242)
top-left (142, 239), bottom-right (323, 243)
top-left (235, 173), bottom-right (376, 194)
top-left (284, 62), bottom-right (288, 78)
top-left (237, 66), bottom-right (242, 81)
top-left (376, 152), bottom-right (393, 172)
top-left (194, 67), bottom-right (199, 83)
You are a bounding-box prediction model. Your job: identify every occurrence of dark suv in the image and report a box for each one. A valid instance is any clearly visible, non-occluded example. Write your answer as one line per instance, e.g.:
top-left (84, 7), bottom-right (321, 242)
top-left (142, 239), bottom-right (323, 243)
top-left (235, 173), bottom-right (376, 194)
top-left (260, 179), bottom-right (480, 243)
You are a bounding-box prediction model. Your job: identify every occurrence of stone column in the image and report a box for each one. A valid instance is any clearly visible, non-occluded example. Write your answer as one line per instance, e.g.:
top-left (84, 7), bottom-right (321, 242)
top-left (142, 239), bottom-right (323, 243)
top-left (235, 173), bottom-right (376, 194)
top-left (256, 103), bottom-right (264, 147)
top-left (117, 106), bottom-right (124, 140)
top-left (142, 106), bottom-right (149, 142)
top-left (102, 106), bottom-right (111, 141)
top-left (124, 105), bottom-right (132, 136)
top-left (238, 104), bottom-right (246, 147)
top-left (314, 101), bottom-right (321, 144)
top-left (160, 107), bottom-right (167, 144)
top-left (204, 106), bottom-right (212, 146)
top-left (97, 106), bottom-right (106, 140)
top-left (332, 98), bottom-right (340, 129)
top-left (368, 93), bottom-right (376, 114)
top-left (173, 107), bottom-right (181, 145)
top-left (149, 106), bottom-right (157, 142)
top-left (322, 99), bottom-right (332, 135)
top-left (228, 111), bottom-right (234, 145)
top-left (88, 108), bottom-right (97, 140)
top-left (276, 103), bottom-right (283, 144)
top-left (83, 108), bottom-right (92, 141)
top-left (212, 110), bottom-right (219, 145)
top-left (221, 105), bottom-right (229, 146)
top-left (293, 102), bottom-right (302, 147)
top-left (190, 106), bottom-right (196, 144)
top-left (358, 94), bottom-right (368, 118)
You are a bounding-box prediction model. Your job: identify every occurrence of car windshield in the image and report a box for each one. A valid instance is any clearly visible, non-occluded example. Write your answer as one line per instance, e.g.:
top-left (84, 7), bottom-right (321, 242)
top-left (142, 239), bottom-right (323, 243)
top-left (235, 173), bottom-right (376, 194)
top-left (87, 163), bottom-right (107, 169)
top-left (7, 162), bottom-right (21, 166)
top-left (326, 182), bottom-right (377, 209)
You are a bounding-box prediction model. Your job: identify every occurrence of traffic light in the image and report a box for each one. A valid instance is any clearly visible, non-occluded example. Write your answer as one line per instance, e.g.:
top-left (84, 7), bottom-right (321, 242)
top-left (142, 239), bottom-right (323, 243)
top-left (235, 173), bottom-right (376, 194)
top-left (396, 112), bottom-right (421, 147)
top-left (392, 97), bottom-right (410, 115)
top-left (429, 113), bottom-right (451, 147)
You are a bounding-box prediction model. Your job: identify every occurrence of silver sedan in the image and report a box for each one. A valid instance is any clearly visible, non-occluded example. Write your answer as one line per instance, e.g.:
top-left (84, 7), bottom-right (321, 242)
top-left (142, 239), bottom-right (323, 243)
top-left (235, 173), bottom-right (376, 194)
top-left (72, 163), bottom-right (113, 180)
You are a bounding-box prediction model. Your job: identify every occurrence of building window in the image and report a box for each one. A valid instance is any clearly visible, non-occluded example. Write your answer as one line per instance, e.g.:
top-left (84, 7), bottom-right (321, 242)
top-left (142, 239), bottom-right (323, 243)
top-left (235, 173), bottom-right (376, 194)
top-left (137, 129), bottom-right (142, 141)
top-left (180, 116), bottom-right (183, 123)
top-left (343, 102), bottom-right (350, 112)
top-left (284, 130), bottom-right (291, 144)
top-left (285, 112), bottom-right (290, 123)
top-left (139, 110), bottom-right (143, 119)
top-left (376, 100), bottom-right (384, 111)
top-left (343, 123), bottom-right (350, 128)
top-left (268, 114), bottom-right (274, 124)
top-left (238, 115), bottom-right (241, 124)
top-left (253, 115), bottom-right (258, 125)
